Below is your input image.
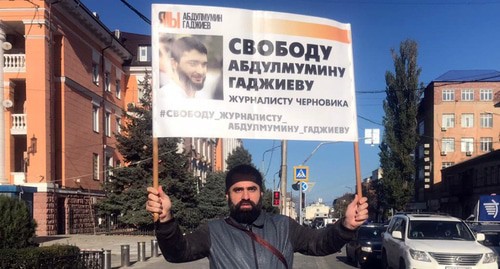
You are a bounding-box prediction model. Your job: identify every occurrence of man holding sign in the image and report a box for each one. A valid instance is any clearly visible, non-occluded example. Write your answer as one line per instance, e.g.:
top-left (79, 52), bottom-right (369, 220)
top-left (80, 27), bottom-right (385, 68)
top-left (146, 164), bottom-right (368, 268)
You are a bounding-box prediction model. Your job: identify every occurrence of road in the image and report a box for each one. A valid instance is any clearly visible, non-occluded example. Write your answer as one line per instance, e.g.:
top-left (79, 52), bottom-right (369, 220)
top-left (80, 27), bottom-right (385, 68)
top-left (144, 248), bottom-right (382, 269)
top-left (36, 234), bottom-right (382, 268)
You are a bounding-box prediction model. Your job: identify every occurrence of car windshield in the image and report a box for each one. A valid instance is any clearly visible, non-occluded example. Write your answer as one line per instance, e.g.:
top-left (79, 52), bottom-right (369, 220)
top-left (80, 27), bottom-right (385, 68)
top-left (358, 226), bottom-right (386, 240)
top-left (408, 220), bottom-right (475, 240)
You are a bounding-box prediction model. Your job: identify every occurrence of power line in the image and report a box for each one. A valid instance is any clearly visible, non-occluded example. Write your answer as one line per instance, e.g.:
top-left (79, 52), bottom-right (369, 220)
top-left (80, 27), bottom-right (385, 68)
top-left (119, 0), bottom-right (151, 25)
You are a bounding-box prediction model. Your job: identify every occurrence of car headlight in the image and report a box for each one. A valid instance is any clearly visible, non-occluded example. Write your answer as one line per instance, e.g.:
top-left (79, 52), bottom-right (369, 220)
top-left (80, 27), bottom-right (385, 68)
top-left (409, 249), bottom-right (431, 262)
top-left (361, 246), bottom-right (372, 253)
top-left (483, 252), bottom-right (497, 264)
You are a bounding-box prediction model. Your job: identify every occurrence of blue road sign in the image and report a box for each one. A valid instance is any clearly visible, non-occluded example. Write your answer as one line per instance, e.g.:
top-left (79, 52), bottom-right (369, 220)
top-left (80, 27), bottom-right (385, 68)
top-left (293, 166), bottom-right (309, 182)
top-left (300, 182), bottom-right (308, 191)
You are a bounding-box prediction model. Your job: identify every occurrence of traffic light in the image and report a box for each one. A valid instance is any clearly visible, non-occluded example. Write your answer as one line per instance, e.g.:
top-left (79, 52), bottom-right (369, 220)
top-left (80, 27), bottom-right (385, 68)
top-left (272, 191), bottom-right (280, 207)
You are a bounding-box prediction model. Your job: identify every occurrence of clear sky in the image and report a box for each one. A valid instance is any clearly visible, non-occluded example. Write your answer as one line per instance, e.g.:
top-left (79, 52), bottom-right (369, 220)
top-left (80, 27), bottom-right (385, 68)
top-left (81, 0), bottom-right (500, 204)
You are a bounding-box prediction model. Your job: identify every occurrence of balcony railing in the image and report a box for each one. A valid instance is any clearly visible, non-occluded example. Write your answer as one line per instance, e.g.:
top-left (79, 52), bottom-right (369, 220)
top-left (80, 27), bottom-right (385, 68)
top-left (3, 54), bottom-right (26, 72)
top-left (11, 114), bottom-right (26, 135)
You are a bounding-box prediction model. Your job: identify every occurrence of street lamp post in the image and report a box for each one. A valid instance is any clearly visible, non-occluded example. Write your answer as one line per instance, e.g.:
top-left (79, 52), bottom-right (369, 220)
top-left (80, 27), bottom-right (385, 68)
top-left (280, 140), bottom-right (287, 214)
top-left (297, 141), bottom-right (340, 225)
top-left (260, 144), bottom-right (281, 178)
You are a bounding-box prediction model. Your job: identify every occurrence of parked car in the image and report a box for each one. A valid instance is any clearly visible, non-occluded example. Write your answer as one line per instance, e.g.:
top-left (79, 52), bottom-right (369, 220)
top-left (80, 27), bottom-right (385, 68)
top-left (345, 223), bottom-right (386, 268)
top-left (382, 213), bottom-right (497, 269)
top-left (470, 223), bottom-right (500, 268)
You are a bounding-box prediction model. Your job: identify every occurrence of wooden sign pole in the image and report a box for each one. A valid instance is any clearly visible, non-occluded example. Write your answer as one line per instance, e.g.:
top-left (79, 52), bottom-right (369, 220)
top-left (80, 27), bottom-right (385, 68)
top-left (354, 141), bottom-right (363, 198)
top-left (153, 137), bottom-right (159, 222)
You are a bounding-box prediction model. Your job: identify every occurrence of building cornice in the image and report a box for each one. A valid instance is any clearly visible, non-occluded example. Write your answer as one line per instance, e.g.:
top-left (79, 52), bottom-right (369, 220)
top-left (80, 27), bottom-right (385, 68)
top-left (56, 0), bottom-right (131, 61)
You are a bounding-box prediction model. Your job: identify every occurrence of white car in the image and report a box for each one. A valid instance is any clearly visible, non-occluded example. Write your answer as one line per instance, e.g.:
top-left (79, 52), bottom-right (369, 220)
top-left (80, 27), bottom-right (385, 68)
top-left (382, 213), bottom-right (497, 269)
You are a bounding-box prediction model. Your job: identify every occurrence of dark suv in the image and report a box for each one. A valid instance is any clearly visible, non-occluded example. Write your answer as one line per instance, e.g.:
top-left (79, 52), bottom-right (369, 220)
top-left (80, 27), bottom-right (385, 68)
top-left (469, 223), bottom-right (500, 268)
top-left (345, 223), bottom-right (386, 268)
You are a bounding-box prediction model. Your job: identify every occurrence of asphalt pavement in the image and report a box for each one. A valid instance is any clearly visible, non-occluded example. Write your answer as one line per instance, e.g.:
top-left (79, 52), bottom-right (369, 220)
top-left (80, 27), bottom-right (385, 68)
top-left (35, 234), bottom-right (353, 269)
top-left (34, 234), bottom-right (207, 269)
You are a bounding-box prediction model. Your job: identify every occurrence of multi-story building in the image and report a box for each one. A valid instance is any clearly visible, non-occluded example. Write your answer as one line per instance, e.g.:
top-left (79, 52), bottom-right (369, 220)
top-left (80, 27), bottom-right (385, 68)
top-left (0, 0), bottom-right (132, 235)
top-left (304, 198), bottom-right (330, 223)
top-left (215, 138), bottom-right (242, 172)
top-left (0, 1), bottom-right (241, 236)
top-left (438, 149), bottom-right (500, 219)
top-left (415, 70), bottom-right (500, 210)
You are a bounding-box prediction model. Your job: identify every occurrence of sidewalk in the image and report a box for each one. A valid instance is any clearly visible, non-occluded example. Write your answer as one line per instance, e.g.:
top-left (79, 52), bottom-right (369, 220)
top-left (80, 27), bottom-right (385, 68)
top-left (35, 234), bottom-right (188, 269)
top-left (34, 234), bottom-right (344, 268)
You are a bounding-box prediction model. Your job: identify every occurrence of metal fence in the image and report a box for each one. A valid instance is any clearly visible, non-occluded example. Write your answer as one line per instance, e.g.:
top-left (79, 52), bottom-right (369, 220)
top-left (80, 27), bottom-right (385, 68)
top-left (80, 250), bottom-right (105, 269)
top-left (94, 214), bottom-right (155, 236)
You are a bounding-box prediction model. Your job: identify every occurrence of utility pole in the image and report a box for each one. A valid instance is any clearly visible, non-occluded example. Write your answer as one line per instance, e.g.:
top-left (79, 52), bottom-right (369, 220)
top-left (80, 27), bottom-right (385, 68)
top-left (280, 140), bottom-right (287, 214)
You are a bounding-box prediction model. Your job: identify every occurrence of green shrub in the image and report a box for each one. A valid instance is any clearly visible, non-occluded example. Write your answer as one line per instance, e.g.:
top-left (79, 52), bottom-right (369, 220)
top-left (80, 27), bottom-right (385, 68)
top-left (0, 195), bottom-right (37, 249)
top-left (0, 245), bottom-right (84, 269)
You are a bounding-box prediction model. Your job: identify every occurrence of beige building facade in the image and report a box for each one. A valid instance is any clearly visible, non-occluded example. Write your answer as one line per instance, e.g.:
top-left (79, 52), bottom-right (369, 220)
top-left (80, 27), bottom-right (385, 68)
top-left (415, 70), bottom-right (500, 210)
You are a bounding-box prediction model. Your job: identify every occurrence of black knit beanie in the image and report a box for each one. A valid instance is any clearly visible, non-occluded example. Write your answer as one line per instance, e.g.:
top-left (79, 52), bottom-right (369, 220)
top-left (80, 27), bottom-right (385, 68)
top-left (225, 164), bottom-right (263, 193)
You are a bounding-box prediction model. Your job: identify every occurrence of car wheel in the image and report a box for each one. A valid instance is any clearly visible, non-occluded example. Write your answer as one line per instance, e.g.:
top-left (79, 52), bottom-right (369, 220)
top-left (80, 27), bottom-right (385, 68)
top-left (381, 251), bottom-right (389, 269)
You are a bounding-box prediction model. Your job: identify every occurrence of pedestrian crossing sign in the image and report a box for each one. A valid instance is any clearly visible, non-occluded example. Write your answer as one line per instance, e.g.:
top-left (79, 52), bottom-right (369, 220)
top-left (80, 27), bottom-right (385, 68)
top-left (293, 166), bottom-right (309, 182)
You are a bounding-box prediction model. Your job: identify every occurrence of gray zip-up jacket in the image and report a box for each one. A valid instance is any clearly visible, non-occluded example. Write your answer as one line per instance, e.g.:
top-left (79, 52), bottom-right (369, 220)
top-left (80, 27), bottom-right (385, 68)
top-left (156, 211), bottom-right (356, 269)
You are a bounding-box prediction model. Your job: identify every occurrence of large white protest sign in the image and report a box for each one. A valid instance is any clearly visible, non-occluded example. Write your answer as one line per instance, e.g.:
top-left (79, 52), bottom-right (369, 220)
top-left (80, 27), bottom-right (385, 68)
top-left (152, 4), bottom-right (358, 141)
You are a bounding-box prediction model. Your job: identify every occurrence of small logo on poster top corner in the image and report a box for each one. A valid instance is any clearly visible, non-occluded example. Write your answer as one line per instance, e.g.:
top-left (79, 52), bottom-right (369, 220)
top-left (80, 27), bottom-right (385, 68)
top-left (158, 11), bottom-right (222, 30)
top-left (159, 12), bottom-right (181, 28)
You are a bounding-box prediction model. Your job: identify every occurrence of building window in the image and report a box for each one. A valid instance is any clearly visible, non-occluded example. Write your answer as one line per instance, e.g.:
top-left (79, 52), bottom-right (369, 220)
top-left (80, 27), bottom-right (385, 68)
top-left (116, 117), bottom-right (121, 134)
top-left (93, 153), bottom-right (99, 180)
top-left (115, 79), bottom-right (121, 99)
top-left (442, 138), bottom-right (455, 153)
top-left (442, 89), bottom-right (455, 101)
top-left (461, 137), bottom-right (474, 153)
top-left (92, 105), bottom-right (99, 132)
top-left (461, 113), bottom-right (474, 128)
top-left (480, 137), bottom-right (493, 152)
top-left (480, 89), bottom-right (493, 101)
top-left (442, 114), bottom-right (455, 128)
top-left (442, 162), bottom-right (455, 169)
top-left (480, 113), bottom-right (493, 128)
top-left (92, 63), bottom-right (99, 85)
top-left (104, 72), bottom-right (111, 92)
top-left (106, 156), bottom-right (113, 182)
top-left (105, 112), bottom-right (111, 137)
top-left (138, 45), bottom-right (152, 62)
top-left (461, 89), bottom-right (474, 101)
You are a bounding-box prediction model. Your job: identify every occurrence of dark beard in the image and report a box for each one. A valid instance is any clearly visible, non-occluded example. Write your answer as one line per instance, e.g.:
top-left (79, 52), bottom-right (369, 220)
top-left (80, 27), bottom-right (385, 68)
top-left (228, 199), bottom-right (262, 225)
top-left (178, 68), bottom-right (205, 91)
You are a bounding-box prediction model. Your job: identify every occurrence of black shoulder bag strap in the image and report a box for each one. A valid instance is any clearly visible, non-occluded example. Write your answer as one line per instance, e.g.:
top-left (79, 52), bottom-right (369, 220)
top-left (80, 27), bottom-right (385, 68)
top-left (225, 218), bottom-right (289, 269)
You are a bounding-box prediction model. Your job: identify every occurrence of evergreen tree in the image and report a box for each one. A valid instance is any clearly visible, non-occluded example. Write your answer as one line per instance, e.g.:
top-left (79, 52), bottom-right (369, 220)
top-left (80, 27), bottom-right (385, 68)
top-left (97, 74), bottom-right (200, 231)
top-left (197, 172), bottom-right (228, 223)
top-left (0, 196), bottom-right (37, 249)
top-left (332, 193), bottom-right (354, 218)
top-left (379, 39), bottom-right (423, 212)
top-left (226, 146), bottom-right (253, 171)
